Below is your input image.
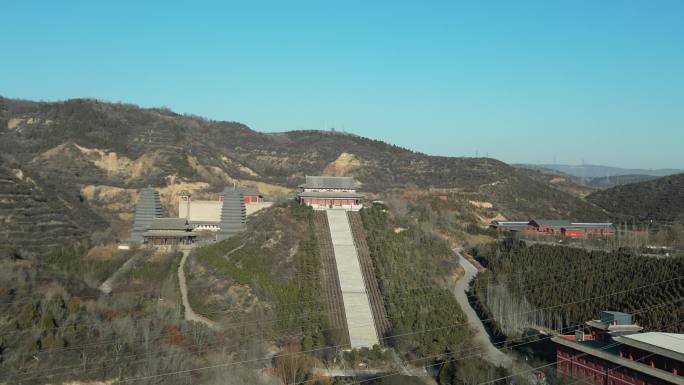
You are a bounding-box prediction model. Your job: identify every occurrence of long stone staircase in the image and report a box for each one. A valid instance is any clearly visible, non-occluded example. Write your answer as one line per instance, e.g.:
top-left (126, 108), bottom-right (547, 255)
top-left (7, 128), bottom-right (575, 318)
top-left (325, 209), bottom-right (379, 348)
top-left (314, 212), bottom-right (351, 346)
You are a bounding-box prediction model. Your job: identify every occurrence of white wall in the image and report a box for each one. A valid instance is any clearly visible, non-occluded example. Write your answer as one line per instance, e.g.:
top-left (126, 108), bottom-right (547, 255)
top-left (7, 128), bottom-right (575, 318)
top-left (178, 200), bottom-right (221, 222)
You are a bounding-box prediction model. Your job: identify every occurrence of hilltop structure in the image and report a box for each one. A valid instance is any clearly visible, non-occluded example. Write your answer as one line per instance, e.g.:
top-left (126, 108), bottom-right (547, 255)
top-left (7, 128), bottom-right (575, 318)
top-left (130, 187), bottom-right (163, 241)
top-left (297, 176), bottom-right (363, 211)
top-left (129, 186), bottom-right (248, 246)
top-left (178, 187), bottom-right (270, 231)
top-left (553, 311), bottom-right (682, 384)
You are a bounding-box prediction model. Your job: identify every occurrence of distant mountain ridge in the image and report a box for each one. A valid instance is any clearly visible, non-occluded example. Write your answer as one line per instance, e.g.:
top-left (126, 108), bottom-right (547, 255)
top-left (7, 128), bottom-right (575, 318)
top-left (521, 163), bottom-right (682, 178)
top-left (516, 164), bottom-right (662, 190)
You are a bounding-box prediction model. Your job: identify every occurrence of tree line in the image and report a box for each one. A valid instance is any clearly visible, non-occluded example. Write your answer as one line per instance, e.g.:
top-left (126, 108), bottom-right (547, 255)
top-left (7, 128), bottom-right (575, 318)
top-left (470, 239), bottom-right (684, 337)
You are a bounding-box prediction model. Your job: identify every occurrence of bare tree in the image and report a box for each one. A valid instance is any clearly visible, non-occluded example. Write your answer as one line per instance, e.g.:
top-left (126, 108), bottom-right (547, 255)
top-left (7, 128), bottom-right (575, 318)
top-left (275, 340), bottom-right (311, 385)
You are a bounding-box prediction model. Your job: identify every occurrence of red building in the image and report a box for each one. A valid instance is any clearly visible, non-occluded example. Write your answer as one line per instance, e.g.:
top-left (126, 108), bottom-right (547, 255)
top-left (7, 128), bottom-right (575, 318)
top-left (297, 176), bottom-right (363, 210)
top-left (531, 220), bottom-right (574, 234)
top-left (563, 222), bottom-right (616, 237)
top-left (490, 219), bottom-right (615, 238)
top-left (239, 187), bottom-right (264, 204)
top-left (553, 311), bottom-right (683, 385)
top-left (562, 228), bottom-right (586, 238)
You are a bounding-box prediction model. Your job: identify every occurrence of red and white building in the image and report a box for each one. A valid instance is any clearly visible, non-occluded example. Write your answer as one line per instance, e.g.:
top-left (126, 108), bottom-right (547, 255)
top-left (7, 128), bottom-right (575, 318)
top-left (297, 176), bottom-right (363, 211)
top-left (489, 219), bottom-right (615, 238)
top-left (553, 311), bottom-right (683, 385)
top-left (178, 187), bottom-right (270, 231)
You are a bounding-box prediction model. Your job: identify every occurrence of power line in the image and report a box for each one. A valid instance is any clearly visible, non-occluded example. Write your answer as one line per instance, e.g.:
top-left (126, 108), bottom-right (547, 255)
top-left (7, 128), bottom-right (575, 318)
top-left (40, 275), bottom-right (683, 384)
top-left (0, 282), bottom-right (459, 340)
top-left (91, 298), bottom-right (684, 385)
top-left (6, 255), bottom-right (682, 366)
top-left (347, 308), bottom-right (684, 385)
top-left (474, 317), bottom-right (684, 385)
top-left (3, 238), bottom-right (664, 333)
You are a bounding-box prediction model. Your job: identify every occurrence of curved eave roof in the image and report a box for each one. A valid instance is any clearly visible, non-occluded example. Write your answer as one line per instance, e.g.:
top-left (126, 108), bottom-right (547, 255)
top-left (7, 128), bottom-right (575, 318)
top-left (142, 230), bottom-right (196, 237)
top-left (297, 191), bottom-right (363, 199)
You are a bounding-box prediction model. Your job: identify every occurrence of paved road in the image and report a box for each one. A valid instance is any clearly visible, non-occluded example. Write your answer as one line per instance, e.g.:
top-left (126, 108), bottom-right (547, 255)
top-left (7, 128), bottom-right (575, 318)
top-left (453, 249), bottom-right (513, 368)
top-left (178, 249), bottom-right (217, 328)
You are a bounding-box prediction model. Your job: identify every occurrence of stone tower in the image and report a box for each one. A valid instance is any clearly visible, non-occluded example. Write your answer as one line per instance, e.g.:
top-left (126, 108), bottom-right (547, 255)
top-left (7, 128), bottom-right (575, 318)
top-left (131, 187), bottom-right (163, 242)
top-left (217, 187), bottom-right (246, 241)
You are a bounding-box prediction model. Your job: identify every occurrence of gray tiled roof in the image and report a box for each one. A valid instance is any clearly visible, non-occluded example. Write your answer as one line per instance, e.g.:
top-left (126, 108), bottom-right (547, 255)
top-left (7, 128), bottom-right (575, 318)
top-left (532, 220), bottom-right (573, 227)
top-left (297, 191), bottom-right (363, 199)
top-left (491, 221), bottom-right (532, 227)
top-left (142, 230), bottom-right (197, 238)
top-left (565, 222), bottom-right (614, 229)
top-left (531, 220), bottom-right (614, 229)
top-left (148, 218), bottom-right (192, 231)
top-left (299, 176), bottom-right (357, 189)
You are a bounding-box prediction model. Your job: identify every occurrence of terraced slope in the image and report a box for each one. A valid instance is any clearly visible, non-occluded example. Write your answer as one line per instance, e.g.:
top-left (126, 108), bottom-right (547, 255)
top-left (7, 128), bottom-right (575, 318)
top-left (0, 163), bottom-right (89, 257)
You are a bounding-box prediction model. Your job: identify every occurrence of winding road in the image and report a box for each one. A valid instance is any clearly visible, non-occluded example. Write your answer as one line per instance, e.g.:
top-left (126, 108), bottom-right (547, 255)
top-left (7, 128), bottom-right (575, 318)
top-left (178, 249), bottom-right (217, 328)
top-left (453, 249), bottom-right (513, 368)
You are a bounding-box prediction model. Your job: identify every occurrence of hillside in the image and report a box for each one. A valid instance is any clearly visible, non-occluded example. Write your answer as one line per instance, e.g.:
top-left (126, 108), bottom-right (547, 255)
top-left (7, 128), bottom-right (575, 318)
top-left (587, 173), bottom-right (684, 223)
top-left (187, 201), bottom-right (511, 382)
top-left (0, 96), bottom-right (608, 251)
top-left (583, 174), bottom-right (659, 189)
top-left (0, 249), bottom-right (257, 384)
top-left (187, 202), bottom-right (328, 347)
top-left (0, 158), bottom-right (104, 257)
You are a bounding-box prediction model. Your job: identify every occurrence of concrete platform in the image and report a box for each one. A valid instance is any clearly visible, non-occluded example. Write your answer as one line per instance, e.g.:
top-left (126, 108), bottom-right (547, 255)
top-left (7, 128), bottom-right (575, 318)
top-left (326, 209), bottom-right (379, 348)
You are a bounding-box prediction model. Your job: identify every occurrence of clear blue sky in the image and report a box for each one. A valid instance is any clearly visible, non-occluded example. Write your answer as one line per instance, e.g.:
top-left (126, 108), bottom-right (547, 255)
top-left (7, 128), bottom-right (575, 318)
top-left (2, 1), bottom-right (683, 169)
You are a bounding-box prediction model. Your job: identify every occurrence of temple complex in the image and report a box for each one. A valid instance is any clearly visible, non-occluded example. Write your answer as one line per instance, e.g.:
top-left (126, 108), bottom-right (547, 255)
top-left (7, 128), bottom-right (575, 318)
top-left (297, 176), bottom-right (363, 211)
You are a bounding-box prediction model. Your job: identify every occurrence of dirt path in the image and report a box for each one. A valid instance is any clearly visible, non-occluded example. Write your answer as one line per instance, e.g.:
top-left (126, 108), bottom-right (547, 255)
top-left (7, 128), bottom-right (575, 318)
top-left (453, 248), bottom-right (513, 368)
top-left (178, 249), bottom-right (217, 328)
top-left (99, 253), bottom-right (143, 294)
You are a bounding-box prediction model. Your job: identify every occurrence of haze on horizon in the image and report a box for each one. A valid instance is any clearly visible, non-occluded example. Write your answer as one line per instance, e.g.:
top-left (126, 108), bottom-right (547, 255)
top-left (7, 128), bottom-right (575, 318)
top-left (2, 1), bottom-right (683, 169)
